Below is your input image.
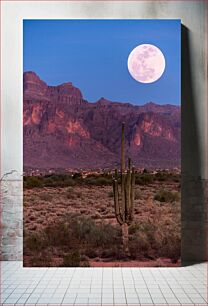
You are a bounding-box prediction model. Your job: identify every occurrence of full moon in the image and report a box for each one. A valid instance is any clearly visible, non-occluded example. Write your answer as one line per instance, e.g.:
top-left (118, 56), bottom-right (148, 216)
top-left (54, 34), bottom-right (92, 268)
top-left (127, 44), bottom-right (166, 83)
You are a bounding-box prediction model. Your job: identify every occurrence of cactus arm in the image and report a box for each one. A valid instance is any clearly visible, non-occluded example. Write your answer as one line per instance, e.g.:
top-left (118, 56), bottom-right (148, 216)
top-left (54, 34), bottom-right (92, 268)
top-left (125, 169), bottom-right (131, 222)
top-left (120, 123), bottom-right (126, 222)
top-left (115, 168), bottom-right (118, 180)
top-left (127, 157), bottom-right (132, 213)
top-left (121, 122), bottom-right (125, 174)
top-left (130, 166), bottom-right (135, 222)
top-left (121, 173), bottom-right (126, 221)
top-left (128, 157), bottom-right (132, 171)
top-left (113, 179), bottom-right (124, 225)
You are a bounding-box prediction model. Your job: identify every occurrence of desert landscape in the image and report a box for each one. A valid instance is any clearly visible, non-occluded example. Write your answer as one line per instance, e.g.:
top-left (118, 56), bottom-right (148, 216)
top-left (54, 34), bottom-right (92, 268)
top-left (23, 71), bottom-right (181, 267)
top-left (23, 171), bottom-right (181, 267)
top-left (23, 20), bottom-right (181, 268)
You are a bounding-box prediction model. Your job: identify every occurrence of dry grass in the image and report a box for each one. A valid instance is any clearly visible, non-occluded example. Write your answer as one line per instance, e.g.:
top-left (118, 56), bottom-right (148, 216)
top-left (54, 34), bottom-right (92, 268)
top-left (23, 174), bottom-right (181, 266)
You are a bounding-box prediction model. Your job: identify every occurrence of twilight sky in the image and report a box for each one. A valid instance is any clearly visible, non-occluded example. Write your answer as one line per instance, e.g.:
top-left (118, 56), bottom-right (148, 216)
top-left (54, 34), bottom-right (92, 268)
top-left (23, 19), bottom-right (181, 105)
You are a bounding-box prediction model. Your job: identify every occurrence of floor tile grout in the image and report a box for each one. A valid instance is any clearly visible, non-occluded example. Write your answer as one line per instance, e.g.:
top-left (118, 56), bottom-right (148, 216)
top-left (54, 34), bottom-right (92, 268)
top-left (0, 262), bottom-right (207, 306)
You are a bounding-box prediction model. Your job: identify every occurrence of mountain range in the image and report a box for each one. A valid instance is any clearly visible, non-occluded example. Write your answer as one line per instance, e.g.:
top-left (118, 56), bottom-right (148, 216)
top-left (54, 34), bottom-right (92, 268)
top-left (23, 71), bottom-right (181, 170)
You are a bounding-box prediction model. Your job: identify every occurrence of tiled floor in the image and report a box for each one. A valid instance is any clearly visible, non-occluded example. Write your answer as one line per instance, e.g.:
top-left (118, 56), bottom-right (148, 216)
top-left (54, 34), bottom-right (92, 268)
top-left (0, 261), bottom-right (207, 305)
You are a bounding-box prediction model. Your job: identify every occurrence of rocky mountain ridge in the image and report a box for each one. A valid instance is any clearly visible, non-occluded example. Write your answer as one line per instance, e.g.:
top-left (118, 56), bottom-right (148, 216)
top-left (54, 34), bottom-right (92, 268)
top-left (23, 71), bottom-right (181, 170)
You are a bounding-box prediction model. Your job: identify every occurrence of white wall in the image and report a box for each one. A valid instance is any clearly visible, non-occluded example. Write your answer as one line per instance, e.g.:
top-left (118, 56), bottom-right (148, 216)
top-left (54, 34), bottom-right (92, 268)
top-left (1, 1), bottom-right (207, 262)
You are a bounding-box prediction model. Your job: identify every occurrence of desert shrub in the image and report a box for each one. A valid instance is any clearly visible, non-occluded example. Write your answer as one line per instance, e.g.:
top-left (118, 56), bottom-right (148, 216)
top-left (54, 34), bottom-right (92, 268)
top-left (129, 223), bottom-right (140, 235)
top-left (42, 177), bottom-right (56, 187)
top-left (44, 222), bottom-right (72, 247)
top-left (25, 232), bottom-right (46, 252)
top-left (100, 246), bottom-right (125, 260)
top-left (65, 178), bottom-right (76, 186)
top-left (29, 252), bottom-right (52, 267)
top-left (136, 222), bottom-right (156, 247)
top-left (71, 215), bottom-right (121, 248)
top-left (156, 225), bottom-right (181, 263)
top-left (172, 175), bottom-right (181, 183)
top-left (155, 171), bottom-right (181, 183)
top-left (69, 217), bottom-right (89, 241)
top-left (84, 248), bottom-right (98, 258)
top-left (86, 173), bottom-right (97, 178)
top-left (47, 177), bottom-right (75, 188)
top-left (154, 218), bottom-right (181, 263)
top-left (108, 191), bottom-right (114, 198)
top-left (24, 176), bottom-right (43, 188)
top-left (24, 174), bottom-right (76, 188)
top-left (73, 172), bottom-right (82, 180)
top-left (170, 200), bottom-right (181, 215)
top-left (37, 174), bottom-right (75, 187)
top-left (129, 231), bottom-right (150, 259)
top-left (84, 177), bottom-right (97, 185)
top-left (135, 173), bottom-right (154, 185)
top-left (128, 221), bottom-right (158, 259)
top-left (129, 219), bottom-right (180, 261)
top-left (81, 260), bottom-right (90, 267)
top-left (162, 236), bottom-right (181, 263)
top-left (89, 223), bottom-right (120, 247)
top-left (49, 174), bottom-right (69, 181)
top-left (134, 190), bottom-right (141, 200)
top-left (67, 187), bottom-right (74, 193)
top-left (84, 176), bottom-right (112, 186)
top-left (95, 176), bottom-right (112, 185)
top-left (154, 190), bottom-right (180, 203)
top-left (24, 213), bottom-right (123, 265)
top-left (61, 251), bottom-right (81, 267)
top-left (101, 172), bottom-right (113, 179)
top-left (155, 172), bottom-right (167, 181)
top-left (39, 193), bottom-right (53, 202)
top-left (66, 187), bottom-right (82, 199)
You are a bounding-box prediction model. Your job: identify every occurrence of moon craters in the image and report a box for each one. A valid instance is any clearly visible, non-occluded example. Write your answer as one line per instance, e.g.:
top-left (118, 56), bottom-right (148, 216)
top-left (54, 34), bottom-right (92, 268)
top-left (128, 44), bottom-right (166, 83)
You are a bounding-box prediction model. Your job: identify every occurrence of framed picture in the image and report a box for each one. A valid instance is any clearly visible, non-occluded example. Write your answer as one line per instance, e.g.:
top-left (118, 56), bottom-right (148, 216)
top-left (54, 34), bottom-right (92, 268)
top-left (23, 19), bottom-right (181, 267)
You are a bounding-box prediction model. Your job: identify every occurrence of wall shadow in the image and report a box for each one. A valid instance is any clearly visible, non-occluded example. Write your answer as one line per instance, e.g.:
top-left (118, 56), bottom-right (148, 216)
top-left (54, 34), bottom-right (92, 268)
top-left (181, 25), bottom-right (207, 265)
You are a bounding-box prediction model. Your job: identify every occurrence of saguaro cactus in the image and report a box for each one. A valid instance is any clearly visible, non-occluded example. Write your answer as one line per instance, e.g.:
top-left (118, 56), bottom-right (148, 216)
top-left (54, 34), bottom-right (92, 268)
top-left (113, 122), bottom-right (135, 254)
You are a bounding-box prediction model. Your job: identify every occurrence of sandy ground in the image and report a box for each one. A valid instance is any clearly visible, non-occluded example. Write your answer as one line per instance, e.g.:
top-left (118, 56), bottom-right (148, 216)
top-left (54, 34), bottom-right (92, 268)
top-left (24, 180), bottom-right (181, 267)
top-left (24, 181), bottom-right (180, 232)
